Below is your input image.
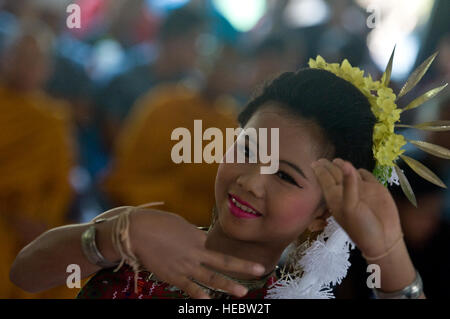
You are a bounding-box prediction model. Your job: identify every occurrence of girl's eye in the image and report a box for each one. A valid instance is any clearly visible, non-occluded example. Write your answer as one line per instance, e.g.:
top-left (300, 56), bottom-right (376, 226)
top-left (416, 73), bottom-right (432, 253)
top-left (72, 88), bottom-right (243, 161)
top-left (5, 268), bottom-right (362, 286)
top-left (276, 170), bottom-right (300, 187)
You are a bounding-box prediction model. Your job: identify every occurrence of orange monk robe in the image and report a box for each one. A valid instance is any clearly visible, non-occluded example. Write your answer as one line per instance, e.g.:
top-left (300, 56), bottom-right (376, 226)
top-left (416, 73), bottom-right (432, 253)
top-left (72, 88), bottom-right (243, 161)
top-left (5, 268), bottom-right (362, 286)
top-left (103, 84), bottom-right (238, 227)
top-left (0, 85), bottom-right (82, 298)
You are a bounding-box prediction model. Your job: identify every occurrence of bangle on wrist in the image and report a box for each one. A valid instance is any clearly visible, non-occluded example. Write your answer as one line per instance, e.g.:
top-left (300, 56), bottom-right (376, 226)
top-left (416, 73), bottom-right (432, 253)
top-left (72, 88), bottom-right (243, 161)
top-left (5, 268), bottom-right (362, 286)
top-left (80, 219), bottom-right (119, 269)
top-left (373, 269), bottom-right (423, 299)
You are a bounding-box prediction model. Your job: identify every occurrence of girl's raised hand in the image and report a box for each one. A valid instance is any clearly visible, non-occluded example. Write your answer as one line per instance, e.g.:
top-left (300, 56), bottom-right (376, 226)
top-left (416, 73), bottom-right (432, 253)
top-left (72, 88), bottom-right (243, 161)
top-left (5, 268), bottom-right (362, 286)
top-left (129, 209), bottom-right (266, 299)
top-left (310, 158), bottom-right (403, 259)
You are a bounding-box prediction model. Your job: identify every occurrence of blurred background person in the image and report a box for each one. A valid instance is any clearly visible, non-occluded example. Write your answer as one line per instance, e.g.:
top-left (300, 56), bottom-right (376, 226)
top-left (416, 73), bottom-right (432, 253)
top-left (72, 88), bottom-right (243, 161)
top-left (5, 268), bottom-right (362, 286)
top-left (435, 34), bottom-right (450, 83)
top-left (0, 22), bottom-right (77, 298)
top-left (102, 47), bottom-right (240, 227)
top-left (96, 5), bottom-right (206, 152)
top-left (426, 95), bottom-right (450, 222)
top-left (244, 33), bottom-right (302, 94)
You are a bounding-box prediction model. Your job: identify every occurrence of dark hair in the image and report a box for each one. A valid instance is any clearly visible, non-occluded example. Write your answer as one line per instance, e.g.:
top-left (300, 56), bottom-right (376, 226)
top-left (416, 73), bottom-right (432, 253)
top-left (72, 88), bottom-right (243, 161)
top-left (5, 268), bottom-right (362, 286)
top-left (238, 68), bottom-right (377, 171)
top-left (159, 7), bottom-right (205, 41)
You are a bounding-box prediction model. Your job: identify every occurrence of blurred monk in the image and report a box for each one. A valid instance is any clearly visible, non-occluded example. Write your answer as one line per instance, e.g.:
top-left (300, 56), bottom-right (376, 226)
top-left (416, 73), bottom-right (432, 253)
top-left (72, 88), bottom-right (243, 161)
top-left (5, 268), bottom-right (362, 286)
top-left (102, 50), bottom-right (240, 227)
top-left (0, 25), bottom-right (78, 298)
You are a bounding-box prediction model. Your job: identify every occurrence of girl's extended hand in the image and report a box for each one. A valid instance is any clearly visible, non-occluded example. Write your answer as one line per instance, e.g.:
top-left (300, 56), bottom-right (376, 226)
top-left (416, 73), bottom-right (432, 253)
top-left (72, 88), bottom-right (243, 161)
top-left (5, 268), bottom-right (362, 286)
top-left (129, 209), bottom-right (266, 299)
top-left (311, 158), bottom-right (403, 259)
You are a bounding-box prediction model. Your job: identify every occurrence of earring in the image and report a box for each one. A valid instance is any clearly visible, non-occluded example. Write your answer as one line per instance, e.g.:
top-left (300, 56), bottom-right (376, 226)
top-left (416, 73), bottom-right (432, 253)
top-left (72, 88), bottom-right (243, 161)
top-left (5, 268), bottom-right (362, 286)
top-left (281, 234), bottom-right (310, 279)
top-left (287, 232), bottom-right (311, 264)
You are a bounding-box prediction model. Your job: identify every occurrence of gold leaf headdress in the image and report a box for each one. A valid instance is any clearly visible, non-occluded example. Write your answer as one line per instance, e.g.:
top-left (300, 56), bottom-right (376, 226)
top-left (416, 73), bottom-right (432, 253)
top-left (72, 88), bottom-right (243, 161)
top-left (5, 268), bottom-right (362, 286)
top-left (308, 48), bottom-right (449, 207)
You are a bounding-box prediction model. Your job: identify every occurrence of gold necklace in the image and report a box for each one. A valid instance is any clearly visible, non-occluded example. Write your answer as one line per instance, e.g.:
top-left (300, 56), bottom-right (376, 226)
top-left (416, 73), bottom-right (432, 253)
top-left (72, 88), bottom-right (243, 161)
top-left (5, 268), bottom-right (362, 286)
top-left (213, 266), bottom-right (278, 290)
top-left (188, 266), bottom-right (278, 299)
top-left (146, 266), bottom-right (278, 298)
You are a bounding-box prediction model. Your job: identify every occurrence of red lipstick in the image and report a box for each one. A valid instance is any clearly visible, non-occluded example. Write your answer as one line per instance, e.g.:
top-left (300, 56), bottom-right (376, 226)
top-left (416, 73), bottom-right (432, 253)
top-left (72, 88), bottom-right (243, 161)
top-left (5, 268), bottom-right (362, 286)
top-left (228, 194), bottom-right (262, 219)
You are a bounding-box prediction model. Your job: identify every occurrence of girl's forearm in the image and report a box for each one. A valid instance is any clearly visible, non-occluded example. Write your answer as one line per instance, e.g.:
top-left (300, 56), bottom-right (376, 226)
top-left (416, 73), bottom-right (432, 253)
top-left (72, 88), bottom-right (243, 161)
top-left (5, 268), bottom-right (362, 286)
top-left (9, 218), bottom-right (120, 293)
top-left (365, 239), bottom-right (425, 298)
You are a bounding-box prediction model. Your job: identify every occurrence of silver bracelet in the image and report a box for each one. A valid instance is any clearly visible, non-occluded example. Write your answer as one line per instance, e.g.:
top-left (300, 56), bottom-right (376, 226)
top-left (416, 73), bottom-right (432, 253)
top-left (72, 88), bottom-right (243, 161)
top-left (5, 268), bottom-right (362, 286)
top-left (81, 219), bottom-right (119, 268)
top-left (373, 269), bottom-right (423, 299)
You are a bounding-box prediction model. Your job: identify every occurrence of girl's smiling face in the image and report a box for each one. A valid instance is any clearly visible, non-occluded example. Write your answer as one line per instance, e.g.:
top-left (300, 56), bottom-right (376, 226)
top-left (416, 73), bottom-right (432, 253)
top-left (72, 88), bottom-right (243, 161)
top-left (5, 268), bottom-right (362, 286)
top-left (215, 104), bottom-right (334, 249)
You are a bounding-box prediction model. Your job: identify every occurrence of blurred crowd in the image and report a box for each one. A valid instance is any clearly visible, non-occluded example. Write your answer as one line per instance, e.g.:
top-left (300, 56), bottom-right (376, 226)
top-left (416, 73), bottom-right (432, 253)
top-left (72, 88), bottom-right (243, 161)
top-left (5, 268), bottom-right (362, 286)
top-left (0, 0), bottom-right (449, 298)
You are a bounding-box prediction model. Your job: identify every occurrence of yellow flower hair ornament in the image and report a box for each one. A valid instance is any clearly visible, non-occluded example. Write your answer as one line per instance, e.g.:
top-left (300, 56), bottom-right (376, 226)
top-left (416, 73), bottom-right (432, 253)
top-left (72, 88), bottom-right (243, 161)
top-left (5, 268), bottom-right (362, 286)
top-left (308, 47), bottom-right (449, 207)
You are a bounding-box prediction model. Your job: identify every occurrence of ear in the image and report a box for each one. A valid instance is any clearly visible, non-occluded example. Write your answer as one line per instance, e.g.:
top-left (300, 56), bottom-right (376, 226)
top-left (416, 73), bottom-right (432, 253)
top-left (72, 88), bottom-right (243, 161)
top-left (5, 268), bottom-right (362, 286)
top-left (307, 207), bottom-right (332, 233)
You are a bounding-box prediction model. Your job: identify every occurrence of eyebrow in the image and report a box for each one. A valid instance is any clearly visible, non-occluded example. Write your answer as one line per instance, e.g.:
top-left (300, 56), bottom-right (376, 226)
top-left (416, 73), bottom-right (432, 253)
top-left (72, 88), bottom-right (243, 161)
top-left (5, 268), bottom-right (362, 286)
top-left (243, 136), bottom-right (308, 181)
top-left (279, 159), bottom-right (308, 181)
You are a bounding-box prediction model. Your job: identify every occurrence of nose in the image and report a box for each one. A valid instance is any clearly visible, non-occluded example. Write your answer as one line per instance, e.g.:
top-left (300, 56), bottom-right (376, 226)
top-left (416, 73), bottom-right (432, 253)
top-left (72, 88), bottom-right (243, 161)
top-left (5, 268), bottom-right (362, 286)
top-left (236, 167), bottom-right (266, 199)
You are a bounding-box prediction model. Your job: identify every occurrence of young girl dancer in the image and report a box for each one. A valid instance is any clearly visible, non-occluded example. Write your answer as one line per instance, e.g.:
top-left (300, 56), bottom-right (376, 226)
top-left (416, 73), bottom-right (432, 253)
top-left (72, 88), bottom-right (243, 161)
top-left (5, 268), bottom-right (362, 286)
top-left (11, 51), bottom-right (448, 299)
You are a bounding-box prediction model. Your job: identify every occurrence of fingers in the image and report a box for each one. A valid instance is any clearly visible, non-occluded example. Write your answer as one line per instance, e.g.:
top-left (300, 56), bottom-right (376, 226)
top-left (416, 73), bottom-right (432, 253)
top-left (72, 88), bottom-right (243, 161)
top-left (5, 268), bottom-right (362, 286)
top-left (334, 158), bottom-right (362, 181)
top-left (342, 161), bottom-right (359, 213)
top-left (187, 250), bottom-right (266, 299)
top-left (191, 266), bottom-right (248, 297)
top-left (201, 250), bottom-right (265, 278)
top-left (311, 159), bottom-right (344, 209)
top-left (327, 159), bottom-right (345, 183)
top-left (358, 168), bottom-right (380, 184)
top-left (311, 158), bottom-right (361, 215)
top-left (311, 159), bottom-right (340, 189)
top-left (181, 279), bottom-right (212, 299)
